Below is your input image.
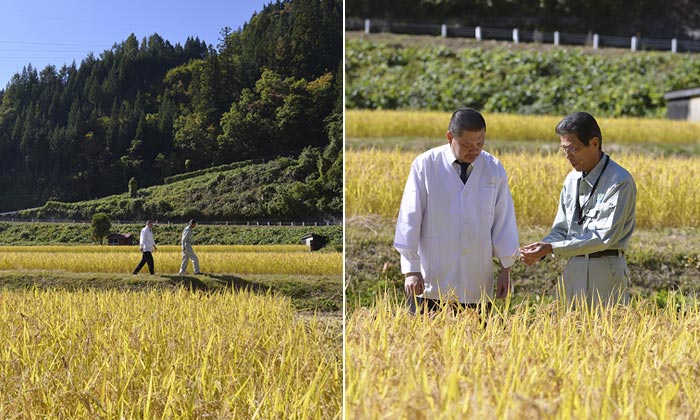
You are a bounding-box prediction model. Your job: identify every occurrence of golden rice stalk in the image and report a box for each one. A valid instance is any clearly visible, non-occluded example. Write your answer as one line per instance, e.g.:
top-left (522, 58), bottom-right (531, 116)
top-left (346, 294), bottom-right (700, 419)
top-left (346, 110), bottom-right (700, 145)
top-left (0, 248), bottom-right (341, 275)
top-left (346, 148), bottom-right (700, 228)
top-left (0, 288), bottom-right (341, 418)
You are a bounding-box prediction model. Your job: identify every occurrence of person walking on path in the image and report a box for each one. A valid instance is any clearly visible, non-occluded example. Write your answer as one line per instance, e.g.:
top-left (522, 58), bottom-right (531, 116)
top-left (133, 220), bottom-right (157, 275)
top-left (179, 219), bottom-right (201, 275)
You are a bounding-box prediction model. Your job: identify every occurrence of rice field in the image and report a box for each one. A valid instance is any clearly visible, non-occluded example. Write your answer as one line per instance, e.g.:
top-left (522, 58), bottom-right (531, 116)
top-left (345, 108), bottom-right (700, 419)
top-left (346, 148), bottom-right (700, 228)
top-left (346, 109), bottom-right (700, 145)
top-left (0, 245), bottom-right (341, 275)
top-left (346, 294), bottom-right (700, 419)
top-left (0, 245), bottom-right (312, 253)
top-left (0, 288), bottom-right (341, 419)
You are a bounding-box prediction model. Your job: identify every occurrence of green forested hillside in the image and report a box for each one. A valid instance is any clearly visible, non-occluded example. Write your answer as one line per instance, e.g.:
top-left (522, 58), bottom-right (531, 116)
top-left (16, 142), bottom-right (342, 223)
top-left (345, 34), bottom-right (700, 118)
top-left (0, 0), bottom-right (342, 217)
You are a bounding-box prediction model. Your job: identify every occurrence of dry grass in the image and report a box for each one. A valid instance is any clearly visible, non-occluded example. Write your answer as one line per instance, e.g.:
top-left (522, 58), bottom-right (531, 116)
top-left (0, 288), bottom-right (341, 419)
top-left (0, 245), bottom-right (310, 253)
top-left (346, 294), bottom-right (700, 419)
top-left (346, 148), bottom-right (700, 228)
top-left (346, 110), bottom-right (700, 145)
top-left (0, 245), bottom-right (341, 275)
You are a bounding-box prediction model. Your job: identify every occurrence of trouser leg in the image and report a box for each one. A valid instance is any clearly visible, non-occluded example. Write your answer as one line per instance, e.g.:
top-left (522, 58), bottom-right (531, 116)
top-left (406, 296), bottom-right (441, 314)
top-left (179, 251), bottom-right (189, 275)
top-left (180, 247), bottom-right (199, 274)
top-left (191, 251), bottom-right (200, 274)
top-left (561, 256), bottom-right (630, 309)
top-left (588, 256), bottom-right (629, 307)
top-left (407, 296), bottom-right (489, 316)
top-left (133, 252), bottom-right (148, 274)
top-left (561, 258), bottom-right (588, 307)
top-left (145, 252), bottom-right (154, 275)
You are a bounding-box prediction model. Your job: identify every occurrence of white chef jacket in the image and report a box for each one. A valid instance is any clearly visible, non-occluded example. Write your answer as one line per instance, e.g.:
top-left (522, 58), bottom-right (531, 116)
top-left (139, 226), bottom-right (156, 252)
top-left (394, 144), bottom-right (519, 304)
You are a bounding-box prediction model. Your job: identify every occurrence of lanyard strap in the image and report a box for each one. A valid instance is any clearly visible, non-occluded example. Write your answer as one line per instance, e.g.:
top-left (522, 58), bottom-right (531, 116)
top-left (575, 155), bottom-right (610, 225)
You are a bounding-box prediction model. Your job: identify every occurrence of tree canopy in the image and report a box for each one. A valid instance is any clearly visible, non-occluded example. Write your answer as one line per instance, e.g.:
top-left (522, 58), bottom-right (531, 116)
top-left (0, 0), bottom-right (342, 218)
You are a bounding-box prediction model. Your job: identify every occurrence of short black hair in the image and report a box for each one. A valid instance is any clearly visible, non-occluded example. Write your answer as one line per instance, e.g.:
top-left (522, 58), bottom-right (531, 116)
top-left (448, 108), bottom-right (486, 136)
top-left (189, 219), bottom-right (197, 225)
top-left (555, 112), bottom-right (602, 147)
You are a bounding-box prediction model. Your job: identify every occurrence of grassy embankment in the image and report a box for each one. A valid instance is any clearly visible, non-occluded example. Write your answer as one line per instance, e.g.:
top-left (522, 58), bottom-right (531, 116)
top-left (13, 153), bottom-right (341, 223)
top-left (0, 222), bottom-right (342, 248)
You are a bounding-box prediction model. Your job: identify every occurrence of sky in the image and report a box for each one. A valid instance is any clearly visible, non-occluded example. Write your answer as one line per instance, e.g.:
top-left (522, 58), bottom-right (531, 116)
top-left (0, 0), bottom-right (275, 88)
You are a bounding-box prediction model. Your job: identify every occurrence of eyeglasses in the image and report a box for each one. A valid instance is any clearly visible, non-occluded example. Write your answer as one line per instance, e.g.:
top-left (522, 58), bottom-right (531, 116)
top-left (559, 145), bottom-right (581, 156)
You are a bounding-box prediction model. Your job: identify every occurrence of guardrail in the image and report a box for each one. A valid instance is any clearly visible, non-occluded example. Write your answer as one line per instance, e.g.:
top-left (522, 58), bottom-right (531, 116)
top-left (0, 217), bottom-right (340, 226)
top-left (346, 17), bottom-right (700, 53)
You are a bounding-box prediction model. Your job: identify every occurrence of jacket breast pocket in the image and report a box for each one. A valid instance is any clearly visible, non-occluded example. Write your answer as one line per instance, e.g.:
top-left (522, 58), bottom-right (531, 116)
top-left (479, 182), bottom-right (497, 216)
top-left (593, 201), bottom-right (617, 230)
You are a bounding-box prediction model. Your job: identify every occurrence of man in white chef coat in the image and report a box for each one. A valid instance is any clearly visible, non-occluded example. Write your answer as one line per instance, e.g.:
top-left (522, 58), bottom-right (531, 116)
top-left (519, 112), bottom-right (636, 307)
top-left (133, 220), bottom-right (157, 275)
top-left (394, 108), bottom-right (520, 313)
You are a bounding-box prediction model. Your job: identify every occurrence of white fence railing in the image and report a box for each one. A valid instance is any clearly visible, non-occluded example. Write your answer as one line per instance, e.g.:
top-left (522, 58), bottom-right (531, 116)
top-left (0, 217), bottom-right (340, 227)
top-left (347, 18), bottom-right (700, 53)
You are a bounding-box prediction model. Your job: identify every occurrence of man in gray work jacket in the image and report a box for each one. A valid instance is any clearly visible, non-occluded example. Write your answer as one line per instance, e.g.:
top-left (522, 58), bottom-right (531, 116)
top-left (179, 219), bottom-right (201, 275)
top-left (519, 112), bottom-right (636, 307)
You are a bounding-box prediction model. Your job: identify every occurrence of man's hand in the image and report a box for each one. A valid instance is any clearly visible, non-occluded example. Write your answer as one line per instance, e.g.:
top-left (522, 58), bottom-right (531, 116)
top-left (404, 272), bottom-right (424, 296)
top-left (496, 267), bottom-right (510, 298)
top-left (519, 242), bottom-right (552, 266)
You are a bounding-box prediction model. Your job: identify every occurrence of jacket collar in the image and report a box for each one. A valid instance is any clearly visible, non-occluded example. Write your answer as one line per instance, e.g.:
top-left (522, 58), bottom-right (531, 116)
top-left (581, 153), bottom-right (608, 187)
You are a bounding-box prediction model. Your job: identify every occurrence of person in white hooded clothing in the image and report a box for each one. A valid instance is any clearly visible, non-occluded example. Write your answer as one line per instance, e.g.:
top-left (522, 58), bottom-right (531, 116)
top-left (394, 108), bottom-right (519, 313)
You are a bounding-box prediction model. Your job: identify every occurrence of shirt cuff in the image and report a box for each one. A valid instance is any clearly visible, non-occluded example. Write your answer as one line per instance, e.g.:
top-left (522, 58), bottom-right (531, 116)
top-left (499, 256), bottom-right (515, 269)
top-left (400, 255), bottom-right (421, 274)
top-left (548, 241), bottom-right (570, 258)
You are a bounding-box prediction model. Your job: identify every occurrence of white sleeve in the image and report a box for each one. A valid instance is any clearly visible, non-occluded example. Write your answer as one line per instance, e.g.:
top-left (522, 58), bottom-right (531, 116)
top-left (394, 161), bottom-right (426, 273)
top-left (491, 167), bottom-right (519, 268)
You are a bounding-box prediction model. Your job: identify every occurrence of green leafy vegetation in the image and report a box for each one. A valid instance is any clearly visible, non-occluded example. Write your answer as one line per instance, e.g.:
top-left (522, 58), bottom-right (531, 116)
top-left (16, 143), bottom-right (342, 222)
top-left (90, 212), bottom-right (111, 244)
top-left (345, 35), bottom-right (700, 117)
